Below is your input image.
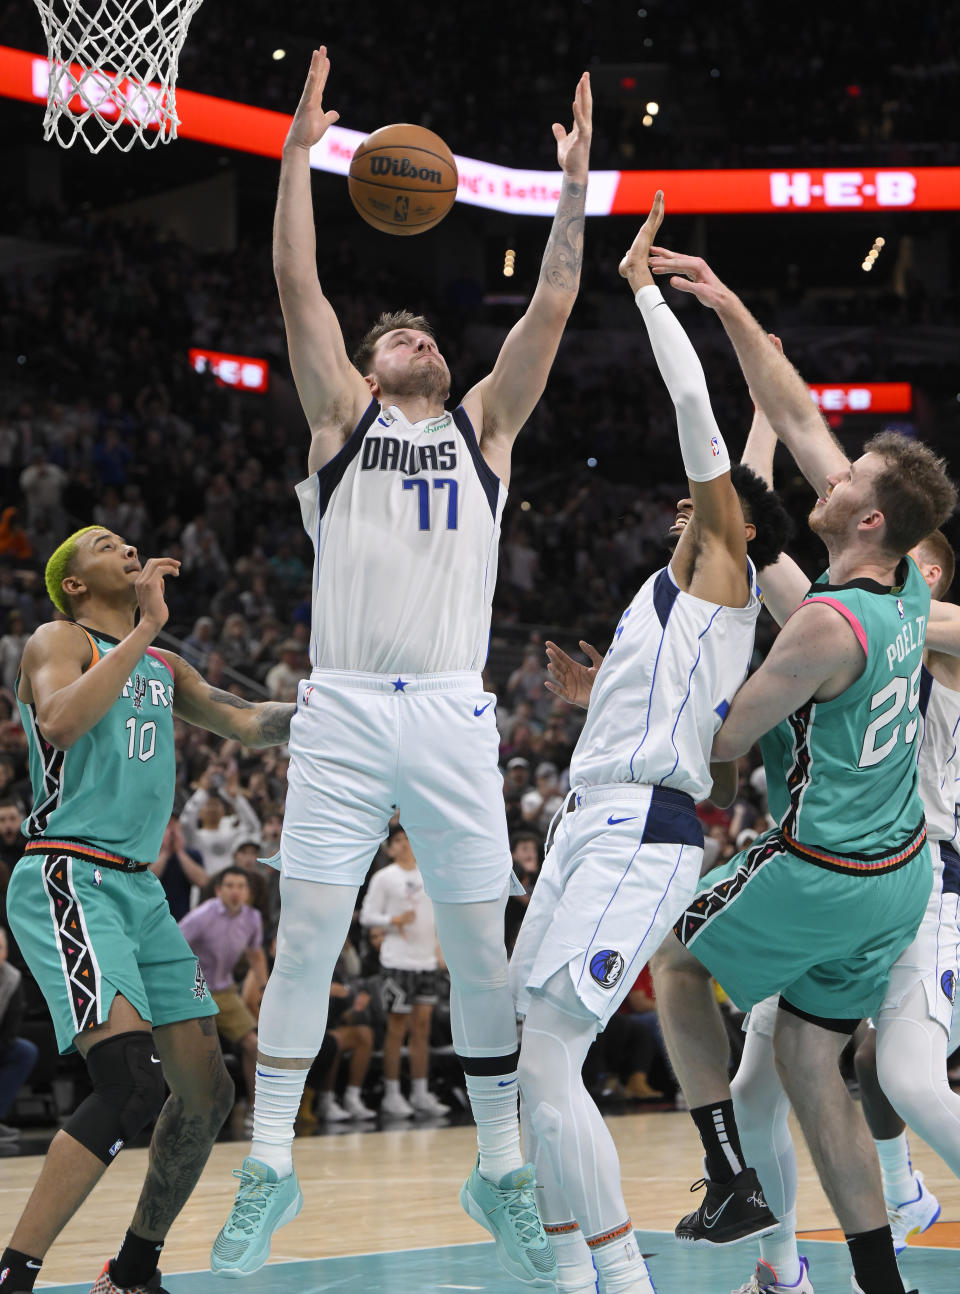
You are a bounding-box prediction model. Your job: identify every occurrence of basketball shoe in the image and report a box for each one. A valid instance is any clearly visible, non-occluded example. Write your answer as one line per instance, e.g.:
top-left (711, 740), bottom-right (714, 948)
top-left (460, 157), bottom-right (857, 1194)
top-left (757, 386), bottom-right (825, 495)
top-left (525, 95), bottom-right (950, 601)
top-left (89, 1263), bottom-right (169, 1292)
top-left (460, 1158), bottom-right (557, 1285)
top-left (210, 1157), bottom-right (302, 1277)
top-left (852, 1283), bottom-right (918, 1294)
top-left (732, 1257), bottom-right (814, 1293)
top-left (887, 1170), bottom-right (940, 1254)
top-left (675, 1168), bottom-right (779, 1245)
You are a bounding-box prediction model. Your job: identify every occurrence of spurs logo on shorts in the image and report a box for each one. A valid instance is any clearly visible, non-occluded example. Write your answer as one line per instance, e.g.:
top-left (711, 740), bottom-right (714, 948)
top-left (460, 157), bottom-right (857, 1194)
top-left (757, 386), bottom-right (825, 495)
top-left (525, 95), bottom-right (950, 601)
top-left (193, 960), bottom-right (208, 1001)
top-left (42, 855), bottom-right (102, 1034)
top-left (589, 949), bottom-right (625, 989)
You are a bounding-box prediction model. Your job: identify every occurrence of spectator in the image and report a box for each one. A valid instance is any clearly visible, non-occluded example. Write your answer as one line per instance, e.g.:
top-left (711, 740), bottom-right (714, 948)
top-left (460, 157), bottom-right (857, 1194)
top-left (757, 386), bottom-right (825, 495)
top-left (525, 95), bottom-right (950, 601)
top-left (360, 826), bottom-right (449, 1118)
top-left (0, 797), bottom-right (24, 878)
top-left (505, 831), bottom-right (541, 953)
top-left (0, 509), bottom-right (32, 562)
top-left (180, 616), bottom-right (215, 670)
top-left (265, 639), bottom-right (309, 702)
top-left (149, 816), bottom-right (208, 921)
top-left (313, 947), bottom-right (377, 1123)
top-left (178, 868), bottom-right (268, 1129)
top-left (18, 453), bottom-right (67, 528)
top-left (180, 764), bottom-right (262, 878)
top-left (0, 925), bottom-right (38, 1144)
top-left (0, 613), bottom-right (28, 694)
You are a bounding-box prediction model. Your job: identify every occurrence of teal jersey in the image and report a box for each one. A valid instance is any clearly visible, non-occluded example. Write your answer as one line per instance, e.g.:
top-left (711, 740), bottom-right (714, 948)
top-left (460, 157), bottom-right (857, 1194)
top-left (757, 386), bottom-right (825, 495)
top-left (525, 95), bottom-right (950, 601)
top-left (18, 627), bottom-right (176, 864)
top-left (776, 557), bottom-right (930, 865)
top-left (757, 725), bottom-right (792, 825)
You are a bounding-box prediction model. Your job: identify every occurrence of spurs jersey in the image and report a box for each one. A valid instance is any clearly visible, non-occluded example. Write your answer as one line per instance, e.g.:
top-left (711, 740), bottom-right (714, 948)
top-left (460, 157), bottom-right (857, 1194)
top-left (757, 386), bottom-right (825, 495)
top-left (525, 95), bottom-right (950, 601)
top-left (570, 560), bottom-right (761, 801)
top-left (296, 399), bottom-right (506, 674)
top-left (917, 664), bottom-right (960, 844)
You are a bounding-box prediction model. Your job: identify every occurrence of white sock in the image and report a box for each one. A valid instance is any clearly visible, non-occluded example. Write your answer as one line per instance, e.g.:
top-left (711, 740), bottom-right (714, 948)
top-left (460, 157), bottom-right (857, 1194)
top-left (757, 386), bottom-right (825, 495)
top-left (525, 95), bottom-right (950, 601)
top-left (875, 1132), bottom-right (916, 1206)
top-left (412, 1077), bottom-right (428, 1099)
top-left (590, 1225), bottom-right (651, 1293)
top-left (465, 1071), bottom-right (523, 1181)
top-left (345, 1085), bottom-right (361, 1102)
top-left (758, 1208), bottom-right (801, 1285)
top-left (545, 1222), bottom-right (598, 1294)
top-left (250, 1064), bottom-right (309, 1177)
top-left (385, 1078), bottom-right (401, 1098)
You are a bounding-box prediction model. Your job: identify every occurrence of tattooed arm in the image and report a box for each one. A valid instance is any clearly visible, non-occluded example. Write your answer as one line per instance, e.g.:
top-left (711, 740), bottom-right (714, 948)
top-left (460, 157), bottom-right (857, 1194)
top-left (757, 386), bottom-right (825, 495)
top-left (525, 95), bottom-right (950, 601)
top-left (159, 651), bottom-right (295, 748)
top-left (460, 73), bottom-right (592, 483)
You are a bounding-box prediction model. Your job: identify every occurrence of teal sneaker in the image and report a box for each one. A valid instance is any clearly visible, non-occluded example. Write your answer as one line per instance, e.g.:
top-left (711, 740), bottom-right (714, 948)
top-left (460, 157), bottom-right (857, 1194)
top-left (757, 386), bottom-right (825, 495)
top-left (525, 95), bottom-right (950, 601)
top-left (210, 1156), bottom-right (303, 1277)
top-left (459, 1158), bottom-right (558, 1286)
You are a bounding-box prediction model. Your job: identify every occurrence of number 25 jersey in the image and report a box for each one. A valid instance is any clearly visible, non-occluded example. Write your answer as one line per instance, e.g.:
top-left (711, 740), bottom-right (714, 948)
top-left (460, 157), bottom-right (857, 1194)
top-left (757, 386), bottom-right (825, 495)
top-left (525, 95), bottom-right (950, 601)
top-left (296, 400), bottom-right (507, 675)
top-left (775, 557), bottom-right (930, 864)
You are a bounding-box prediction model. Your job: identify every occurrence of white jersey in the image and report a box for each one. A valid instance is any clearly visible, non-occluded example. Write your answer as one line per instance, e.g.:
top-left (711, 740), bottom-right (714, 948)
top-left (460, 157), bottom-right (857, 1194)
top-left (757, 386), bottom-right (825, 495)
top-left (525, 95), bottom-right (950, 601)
top-left (359, 862), bottom-right (438, 971)
top-left (917, 664), bottom-right (960, 844)
top-left (296, 399), bottom-right (506, 674)
top-left (570, 560), bottom-right (761, 801)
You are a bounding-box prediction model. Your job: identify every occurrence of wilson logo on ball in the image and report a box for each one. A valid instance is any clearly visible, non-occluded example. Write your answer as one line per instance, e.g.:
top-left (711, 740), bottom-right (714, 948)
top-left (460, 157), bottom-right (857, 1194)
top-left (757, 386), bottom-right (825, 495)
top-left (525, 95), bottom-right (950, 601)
top-left (370, 156), bottom-right (444, 186)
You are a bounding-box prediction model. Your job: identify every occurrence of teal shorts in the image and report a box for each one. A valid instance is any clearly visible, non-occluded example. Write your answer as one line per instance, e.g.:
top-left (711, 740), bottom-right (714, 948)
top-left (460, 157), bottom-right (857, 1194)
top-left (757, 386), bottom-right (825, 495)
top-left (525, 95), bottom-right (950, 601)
top-left (7, 852), bottom-right (219, 1053)
top-left (675, 830), bottom-right (933, 1022)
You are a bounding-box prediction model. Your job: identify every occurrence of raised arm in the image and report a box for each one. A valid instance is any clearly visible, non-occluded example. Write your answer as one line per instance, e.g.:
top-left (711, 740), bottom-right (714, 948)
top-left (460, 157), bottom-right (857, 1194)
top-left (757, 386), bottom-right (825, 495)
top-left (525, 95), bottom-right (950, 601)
top-left (647, 247), bottom-right (849, 499)
top-left (462, 74), bottom-right (592, 481)
top-left (161, 653), bottom-right (295, 749)
top-left (274, 48), bottom-right (372, 472)
top-left (619, 193), bottom-right (747, 607)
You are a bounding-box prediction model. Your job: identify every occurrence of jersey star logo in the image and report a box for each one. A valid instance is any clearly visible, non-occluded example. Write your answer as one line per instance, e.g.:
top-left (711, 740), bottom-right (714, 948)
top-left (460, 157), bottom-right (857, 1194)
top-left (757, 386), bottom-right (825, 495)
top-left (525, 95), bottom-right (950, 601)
top-left (392, 677), bottom-right (409, 692)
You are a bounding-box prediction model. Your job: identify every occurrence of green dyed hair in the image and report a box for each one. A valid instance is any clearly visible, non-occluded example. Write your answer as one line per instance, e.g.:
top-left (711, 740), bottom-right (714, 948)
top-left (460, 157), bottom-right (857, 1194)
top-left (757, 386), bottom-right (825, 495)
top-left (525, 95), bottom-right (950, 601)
top-left (44, 526), bottom-right (103, 616)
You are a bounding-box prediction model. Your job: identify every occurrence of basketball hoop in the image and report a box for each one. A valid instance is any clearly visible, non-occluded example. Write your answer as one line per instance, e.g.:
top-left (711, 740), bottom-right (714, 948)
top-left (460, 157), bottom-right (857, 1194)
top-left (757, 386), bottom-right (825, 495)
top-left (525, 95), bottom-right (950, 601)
top-left (32, 0), bottom-right (205, 152)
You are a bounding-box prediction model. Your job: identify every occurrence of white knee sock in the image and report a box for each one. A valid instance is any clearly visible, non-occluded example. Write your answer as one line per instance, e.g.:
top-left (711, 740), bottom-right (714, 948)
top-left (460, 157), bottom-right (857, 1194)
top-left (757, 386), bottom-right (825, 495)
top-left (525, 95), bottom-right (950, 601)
top-left (518, 971), bottom-right (632, 1240)
top-left (590, 1227), bottom-right (652, 1293)
top-left (543, 1222), bottom-right (597, 1294)
top-left (731, 1011), bottom-right (801, 1285)
top-left (433, 896), bottom-right (522, 1178)
top-left (250, 876), bottom-right (359, 1174)
top-left (874, 1132), bottom-right (916, 1206)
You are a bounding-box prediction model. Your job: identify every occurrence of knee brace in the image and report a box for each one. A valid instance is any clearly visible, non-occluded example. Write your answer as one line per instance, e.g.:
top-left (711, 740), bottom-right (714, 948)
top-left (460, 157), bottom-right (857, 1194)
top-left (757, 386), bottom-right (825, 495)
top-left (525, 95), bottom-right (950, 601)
top-left (64, 1031), bottom-right (167, 1165)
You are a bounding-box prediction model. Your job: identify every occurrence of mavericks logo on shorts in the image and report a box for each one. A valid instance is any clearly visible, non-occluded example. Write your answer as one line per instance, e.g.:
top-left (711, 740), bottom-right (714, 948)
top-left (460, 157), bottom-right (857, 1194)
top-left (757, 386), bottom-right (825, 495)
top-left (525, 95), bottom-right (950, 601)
top-left (193, 961), bottom-right (208, 1001)
top-left (941, 969), bottom-right (956, 1003)
top-left (589, 949), bottom-right (625, 989)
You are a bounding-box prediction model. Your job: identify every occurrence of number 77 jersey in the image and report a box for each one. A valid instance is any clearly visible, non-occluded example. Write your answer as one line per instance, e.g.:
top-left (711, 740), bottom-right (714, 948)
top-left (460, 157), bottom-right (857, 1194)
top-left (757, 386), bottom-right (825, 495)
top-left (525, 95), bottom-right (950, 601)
top-left (775, 556), bottom-right (931, 869)
top-left (296, 399), bottom-right (507, 674)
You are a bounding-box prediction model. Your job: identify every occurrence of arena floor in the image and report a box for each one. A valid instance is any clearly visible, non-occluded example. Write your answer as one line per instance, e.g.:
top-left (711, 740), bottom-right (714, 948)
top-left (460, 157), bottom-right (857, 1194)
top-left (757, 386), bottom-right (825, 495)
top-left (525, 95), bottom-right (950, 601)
top-left (2, 1111), bottom-right (957, 1292)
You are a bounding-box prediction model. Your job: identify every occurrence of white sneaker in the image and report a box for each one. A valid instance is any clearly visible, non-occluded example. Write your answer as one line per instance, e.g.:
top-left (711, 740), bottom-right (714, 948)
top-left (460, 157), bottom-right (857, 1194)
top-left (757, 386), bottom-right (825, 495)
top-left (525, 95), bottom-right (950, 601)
top-left (342, 1090), bottom-right (376, 1120)
top-left (888, 1170), bottom-right (940, 1254)
top-left (409, 1089), bottom-right (450, 1116)
top-left (380, 1090), bottom-right (414, 1117)
top-left (732, 1257), bottom-right (814, 1293)
top-left (319, 1095), bottom-right (351, 1122)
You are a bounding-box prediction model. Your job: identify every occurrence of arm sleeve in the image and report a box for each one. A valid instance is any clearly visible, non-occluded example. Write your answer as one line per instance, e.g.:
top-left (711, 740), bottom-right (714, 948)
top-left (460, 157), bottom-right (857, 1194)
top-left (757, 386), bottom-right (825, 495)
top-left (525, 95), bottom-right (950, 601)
top-left (635, 284), bottom-right (730, 483)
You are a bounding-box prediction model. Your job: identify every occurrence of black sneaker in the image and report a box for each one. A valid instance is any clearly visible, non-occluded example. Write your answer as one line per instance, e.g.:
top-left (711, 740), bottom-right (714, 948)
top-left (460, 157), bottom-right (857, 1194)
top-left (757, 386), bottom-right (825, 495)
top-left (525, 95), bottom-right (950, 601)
top-left (675, 1167), bottom-right (779, 1245)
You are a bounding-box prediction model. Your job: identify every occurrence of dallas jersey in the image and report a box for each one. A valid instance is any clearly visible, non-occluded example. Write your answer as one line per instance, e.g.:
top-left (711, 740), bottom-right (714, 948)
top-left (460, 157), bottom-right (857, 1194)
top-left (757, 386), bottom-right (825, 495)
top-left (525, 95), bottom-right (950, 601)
top-left (296, 399), bottom-right (506, 674)
top-left (18, 627), bottom-right (176, 864)
top-left (917, 665), bottom-right (960, 844)
top-left (569, 560), bottom-right (761, 801)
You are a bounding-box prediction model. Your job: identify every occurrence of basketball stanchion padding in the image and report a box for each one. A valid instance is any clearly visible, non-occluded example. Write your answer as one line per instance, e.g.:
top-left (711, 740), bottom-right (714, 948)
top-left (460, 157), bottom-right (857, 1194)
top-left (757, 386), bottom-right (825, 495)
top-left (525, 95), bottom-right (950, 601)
top-left (31, 0), bottom-right (205, 152)
top-left (348, 123), bottom-right (459, 236)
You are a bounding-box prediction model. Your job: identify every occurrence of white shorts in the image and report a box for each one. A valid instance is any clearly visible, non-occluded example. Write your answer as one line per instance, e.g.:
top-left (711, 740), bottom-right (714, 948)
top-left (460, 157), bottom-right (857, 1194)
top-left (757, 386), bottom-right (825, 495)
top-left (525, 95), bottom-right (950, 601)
top-left (879, 838), bottom-right (960, 1041)
top-left (510, 783), bottom-right (704, 1026)
top-left (280, 669), bottom-right (511, 904)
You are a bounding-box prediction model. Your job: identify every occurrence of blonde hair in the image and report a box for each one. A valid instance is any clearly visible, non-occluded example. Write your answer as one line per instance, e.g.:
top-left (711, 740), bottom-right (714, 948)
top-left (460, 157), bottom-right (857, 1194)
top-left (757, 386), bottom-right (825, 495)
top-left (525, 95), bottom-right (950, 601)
top-left (44, 526), bottom-right (102, 616)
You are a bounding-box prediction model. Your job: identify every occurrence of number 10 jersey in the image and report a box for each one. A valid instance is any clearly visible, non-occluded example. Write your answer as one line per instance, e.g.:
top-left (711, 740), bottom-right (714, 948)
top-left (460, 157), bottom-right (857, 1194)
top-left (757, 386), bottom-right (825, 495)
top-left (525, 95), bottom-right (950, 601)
top-left (296, 399), bottom-right (506, 675)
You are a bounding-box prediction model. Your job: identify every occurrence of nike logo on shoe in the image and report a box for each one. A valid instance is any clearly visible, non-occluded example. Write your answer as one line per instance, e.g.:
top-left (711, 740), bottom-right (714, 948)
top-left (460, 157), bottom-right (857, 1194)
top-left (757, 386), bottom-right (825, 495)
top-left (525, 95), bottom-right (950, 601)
top-left (606, 814), bottom-right (637, 825)
top-left (150, 1055), bottom-right (161, 1064)
top-left (474, 701), bottom-right (493, 715)
top-left (703, 1194), bottom-right (734, 1227)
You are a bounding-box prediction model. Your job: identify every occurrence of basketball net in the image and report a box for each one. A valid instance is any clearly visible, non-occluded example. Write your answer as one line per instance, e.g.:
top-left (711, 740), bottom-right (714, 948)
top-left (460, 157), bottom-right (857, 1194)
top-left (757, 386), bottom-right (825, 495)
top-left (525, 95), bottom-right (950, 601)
top-left (32, 0), bottom-right (205, 152)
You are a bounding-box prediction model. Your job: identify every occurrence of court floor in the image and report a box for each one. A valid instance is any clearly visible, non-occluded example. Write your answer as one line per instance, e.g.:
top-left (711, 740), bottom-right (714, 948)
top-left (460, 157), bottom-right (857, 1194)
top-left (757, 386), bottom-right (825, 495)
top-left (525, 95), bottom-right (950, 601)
top-left (2, 1111), bottom-right (955, 1292)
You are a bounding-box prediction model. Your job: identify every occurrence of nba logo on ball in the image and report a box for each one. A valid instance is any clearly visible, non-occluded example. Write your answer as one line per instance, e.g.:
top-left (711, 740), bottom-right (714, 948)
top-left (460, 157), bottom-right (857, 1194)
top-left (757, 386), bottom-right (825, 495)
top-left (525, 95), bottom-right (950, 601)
top-left (348, 123), bottom-right (458, 236)
top-left (590, 949), bottom-right (625, 989)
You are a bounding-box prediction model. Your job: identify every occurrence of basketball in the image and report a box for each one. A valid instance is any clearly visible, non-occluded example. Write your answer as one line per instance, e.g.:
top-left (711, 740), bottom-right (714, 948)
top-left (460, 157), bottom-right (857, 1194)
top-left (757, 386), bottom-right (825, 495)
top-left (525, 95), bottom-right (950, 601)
top-left (347, 123), bottom-right (458, 236)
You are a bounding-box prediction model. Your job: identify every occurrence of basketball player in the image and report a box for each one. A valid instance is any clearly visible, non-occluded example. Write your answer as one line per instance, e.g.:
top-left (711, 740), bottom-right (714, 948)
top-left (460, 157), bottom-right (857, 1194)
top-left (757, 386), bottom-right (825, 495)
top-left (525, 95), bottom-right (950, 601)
top-left (505, 192), bottom-right (794, 1294)
top-left (644, 246), bottom-right (956, 1294)
top-left (720, 401), bottom-right (960, 1294)
top-left (0, 526), bottom-right (295, 1294)
top-left (212, 47), bottom-right (591, 1283)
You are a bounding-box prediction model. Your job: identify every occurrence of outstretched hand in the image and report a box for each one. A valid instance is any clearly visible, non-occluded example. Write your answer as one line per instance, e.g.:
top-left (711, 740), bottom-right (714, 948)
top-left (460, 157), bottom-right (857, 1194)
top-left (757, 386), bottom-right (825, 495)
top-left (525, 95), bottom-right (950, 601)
top-left (545, 639), bottom-right (603, 709)
top-left (286, 46), bottom-right (341, 152)
top-left (618, 190), bottom-right (664, 293)
top-left (135, 557), bottom-right (180, 633)
top-left (647, 246), bottom-right (729, 310)
top-left (553, 72), bottom-right (592, 182)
